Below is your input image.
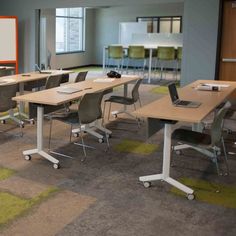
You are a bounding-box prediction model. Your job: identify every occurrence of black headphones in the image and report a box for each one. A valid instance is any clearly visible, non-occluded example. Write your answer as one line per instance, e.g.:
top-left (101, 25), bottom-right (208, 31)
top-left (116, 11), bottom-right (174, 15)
top-left (107, 70), bottom-right (121, 78)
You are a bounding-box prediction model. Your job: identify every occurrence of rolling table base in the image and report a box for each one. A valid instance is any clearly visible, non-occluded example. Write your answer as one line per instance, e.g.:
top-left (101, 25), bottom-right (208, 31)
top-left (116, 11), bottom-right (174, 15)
top-left (139, 123), bottom-right (194, 199)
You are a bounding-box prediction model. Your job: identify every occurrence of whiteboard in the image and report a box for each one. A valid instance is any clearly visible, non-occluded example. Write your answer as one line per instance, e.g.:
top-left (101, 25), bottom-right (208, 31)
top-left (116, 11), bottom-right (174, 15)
top-left (119, 22), bottom-right (147, 45)
top-left (0, 17), bottom-right (17, 61)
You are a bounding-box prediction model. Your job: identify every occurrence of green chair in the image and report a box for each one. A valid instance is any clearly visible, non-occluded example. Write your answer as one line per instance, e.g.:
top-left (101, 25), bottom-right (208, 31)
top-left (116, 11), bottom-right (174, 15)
top-left (171, 102), bottom-right (231, 175)
top-left (156, 46), bottom-right (176, 80)
top-left (107, 45), bottom-right (124, 73)
top-left (126, 46), bottom-right (146, 75)
top-left (176, 47), bottom-right (182, 79)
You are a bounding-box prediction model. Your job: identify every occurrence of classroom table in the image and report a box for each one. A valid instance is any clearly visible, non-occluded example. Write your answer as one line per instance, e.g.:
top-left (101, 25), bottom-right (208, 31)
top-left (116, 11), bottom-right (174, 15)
top-left (13, 75), bottom-right (139, 169)
top-left (134, 80), bottom-right (236, 199)
top-left (0, 69), bottom-right (72, 124)
top-left (103, 44), bottom-right (182, 83)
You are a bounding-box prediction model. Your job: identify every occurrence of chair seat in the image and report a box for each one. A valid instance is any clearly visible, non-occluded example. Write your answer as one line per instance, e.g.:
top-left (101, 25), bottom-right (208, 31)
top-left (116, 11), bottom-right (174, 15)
top-left (172, 129), bottom-right (211, 146)
top-left (52, 112), bottom-right (79, 125)
top-left (105, 95), bottom-right (134, 105)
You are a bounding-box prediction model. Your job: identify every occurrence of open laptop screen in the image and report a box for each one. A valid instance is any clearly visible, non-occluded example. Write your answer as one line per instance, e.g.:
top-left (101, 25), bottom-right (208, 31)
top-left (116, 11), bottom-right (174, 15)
top-left (168, 83), bottom-right (179, 103)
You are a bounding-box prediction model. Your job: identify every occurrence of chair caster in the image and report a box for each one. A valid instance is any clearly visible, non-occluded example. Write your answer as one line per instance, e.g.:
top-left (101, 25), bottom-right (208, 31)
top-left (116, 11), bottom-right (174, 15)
top-left (53, 163), bottom-right (60, 169)
top-left (113, 114), bottom-right (118, 118)
top-left (1, 120), bottom-right (6, 124)
top-left (25, 155), bottom-right (31, 161)
top-left (106, 133), bottom-right (112, 138)
top-left (187, 193), bottom-right (195, 200)
top-left (143, 181), bottom-right (151, 188)
top-left (73, 133), bottom-right (79, 138)
top-left (98, 138), bottom-right (104, 143)
top-left (175, 150), bottom-right (182, 155)
top-left (30, 119), bottom-right (35, 125)
top-left (20, 122), bottom-right (25, 128)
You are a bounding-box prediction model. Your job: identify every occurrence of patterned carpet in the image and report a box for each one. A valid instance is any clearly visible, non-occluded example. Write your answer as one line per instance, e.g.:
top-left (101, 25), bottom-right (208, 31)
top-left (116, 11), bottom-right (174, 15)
top-left (0, 69), bottom-right (236, 235)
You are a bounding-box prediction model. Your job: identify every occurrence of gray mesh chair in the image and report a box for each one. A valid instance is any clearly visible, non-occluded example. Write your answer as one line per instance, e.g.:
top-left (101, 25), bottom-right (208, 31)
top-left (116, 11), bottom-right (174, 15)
top-left (103, 78), bottom-right (143, 121)
top-left (74, 71), bottom-right (88, 83)
top-left (172, 102), bottom-right (231, 175)
top-left (45, 74), bottom-right (62, 89)
top-left (0, 83), bottom-right (23, 135)
top-left (48, 91), bottom-right (109, 161)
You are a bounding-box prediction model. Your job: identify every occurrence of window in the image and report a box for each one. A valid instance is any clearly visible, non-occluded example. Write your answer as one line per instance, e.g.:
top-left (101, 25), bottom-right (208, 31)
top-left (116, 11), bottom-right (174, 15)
top-left (56, 8), bottom-right (85, 54)
top-left (137, 16), bottom-right (182, 33)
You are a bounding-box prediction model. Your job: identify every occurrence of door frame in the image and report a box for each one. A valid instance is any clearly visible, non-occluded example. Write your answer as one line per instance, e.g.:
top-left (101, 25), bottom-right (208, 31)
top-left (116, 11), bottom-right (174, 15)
top-left (215, 0), bottom-right (236, 80)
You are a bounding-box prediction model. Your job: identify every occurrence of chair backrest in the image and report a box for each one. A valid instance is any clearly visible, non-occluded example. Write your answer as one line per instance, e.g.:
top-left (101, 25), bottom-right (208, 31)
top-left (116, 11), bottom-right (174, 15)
top-left (45, 74), bottom-right (62, 89)
top-left (108, 45), bottom-right (123, 59)
top-left (78, 91), bottom-right (104, 124)
top-left (128, 46), bottom-right (145, 59)
top-left (0, 83), bottom-right (18, 112)
top-left (157, 47), bottom-right (175, 60)
top-left (74, 71), bottom-right (88, 83)
top-left (177, 47), bottom-right (182, 61)
top-left (211, 101), bottom-right (231, 145)
top-left (60, 73), bottom-right (69, 84)
top-left (0, 69), bottom-right (7, 77)
top-left (131, 79), bottom-right (143, 102)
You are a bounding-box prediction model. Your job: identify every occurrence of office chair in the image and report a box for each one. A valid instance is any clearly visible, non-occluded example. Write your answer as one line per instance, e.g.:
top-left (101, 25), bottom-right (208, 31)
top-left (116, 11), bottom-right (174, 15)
top-left (45, 74), bottom-right (62, 89)
top-left (171, 101), bottom-right (231, 175)
top-left (156, 46), bottom-right (176, 80)
top-left (74, 71), bottom-right (88, 83)
top-left (126, 46), bottom-right (146, 75)
top-left (48, 91), bottom-right (109, 161)
top-left (107, 45), bottom-right (124, 73)
top-left (103, 78), bottom-right (143, 122)
top-left (60, 73), bottom-right (69, 84)
top-left (0, 83), bottom-right (23, 136)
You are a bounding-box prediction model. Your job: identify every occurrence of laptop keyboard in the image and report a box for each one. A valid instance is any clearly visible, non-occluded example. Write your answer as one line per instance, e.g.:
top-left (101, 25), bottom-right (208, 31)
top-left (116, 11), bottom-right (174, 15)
top-left (178, 100), bottom-right (190, 105)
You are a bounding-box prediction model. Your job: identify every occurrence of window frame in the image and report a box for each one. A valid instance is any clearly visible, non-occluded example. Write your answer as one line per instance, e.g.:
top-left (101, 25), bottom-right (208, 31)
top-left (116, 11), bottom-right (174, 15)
top-left (55, 8), bottom-right (85, 55)
top-left (136, 16), bottom-right (182, 33)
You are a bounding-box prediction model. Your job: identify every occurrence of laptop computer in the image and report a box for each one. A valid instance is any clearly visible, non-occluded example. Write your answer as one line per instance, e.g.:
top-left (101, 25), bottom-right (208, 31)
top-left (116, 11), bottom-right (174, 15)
top-left (35, 64), bottom-right (52, 74)
top-left (168, 83), bottom-right (201, 108)
top-left (56, 86), bottom-right (82, 94)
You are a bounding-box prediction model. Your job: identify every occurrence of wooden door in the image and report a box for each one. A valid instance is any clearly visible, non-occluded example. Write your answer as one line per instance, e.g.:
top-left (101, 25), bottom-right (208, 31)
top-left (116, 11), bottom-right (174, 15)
top-left (219, 0), bottom-right (236, 81)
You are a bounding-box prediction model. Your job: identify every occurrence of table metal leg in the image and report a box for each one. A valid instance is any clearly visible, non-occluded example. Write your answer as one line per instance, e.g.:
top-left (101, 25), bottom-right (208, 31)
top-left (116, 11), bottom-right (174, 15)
top-left (139, 123), bottom-right (194, 196)
top-left (22, 105), bottom-right (59, 168)
top-left (148, 48), bottom-right (153, 84)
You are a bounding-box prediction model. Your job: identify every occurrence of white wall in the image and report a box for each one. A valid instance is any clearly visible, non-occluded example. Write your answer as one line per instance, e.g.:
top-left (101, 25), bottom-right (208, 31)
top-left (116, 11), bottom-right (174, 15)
top-left (181, 0), bottom-right (220, 85)
top-left (0, 0), bottom-right (220, 86)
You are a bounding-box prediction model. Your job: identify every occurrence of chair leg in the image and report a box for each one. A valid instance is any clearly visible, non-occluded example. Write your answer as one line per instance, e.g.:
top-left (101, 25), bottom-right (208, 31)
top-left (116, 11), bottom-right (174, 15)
top-left (221, 137), bottom-right (229, 175)
top-left (213, 148), bottom-right (221, 175)
top-left (69, 124), bottom-right (73, 143)
top-left (108, 102), bottom-right (112, 121)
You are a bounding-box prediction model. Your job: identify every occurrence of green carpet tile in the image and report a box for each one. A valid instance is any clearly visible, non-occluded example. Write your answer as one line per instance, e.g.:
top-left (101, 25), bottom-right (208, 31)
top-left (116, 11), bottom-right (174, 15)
top-left (114, 139), bottom-right (158, 155)
top-left (0, 187), bottom-right (59, 228)
top-left (151, 82), bottom-right (180, 95)
top-left (171, 177), bottom-right (236, 209)
top-left (0, 167), bottom-right (15, 181)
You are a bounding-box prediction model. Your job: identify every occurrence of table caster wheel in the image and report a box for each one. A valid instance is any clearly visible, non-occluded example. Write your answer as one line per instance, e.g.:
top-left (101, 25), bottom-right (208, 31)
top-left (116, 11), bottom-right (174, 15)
top-left (53, 163), bottom-right (60, 169)
top-left (143, 181), bottom-right (151, 188)
top-left (98, 138), bottom-right (104, 143)
top-left (25, 155), bottom-right (31, 161)
top-left (187, 193), bottom-right (195, 200)
top-left (175, 150), bottom-right (182, 155)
